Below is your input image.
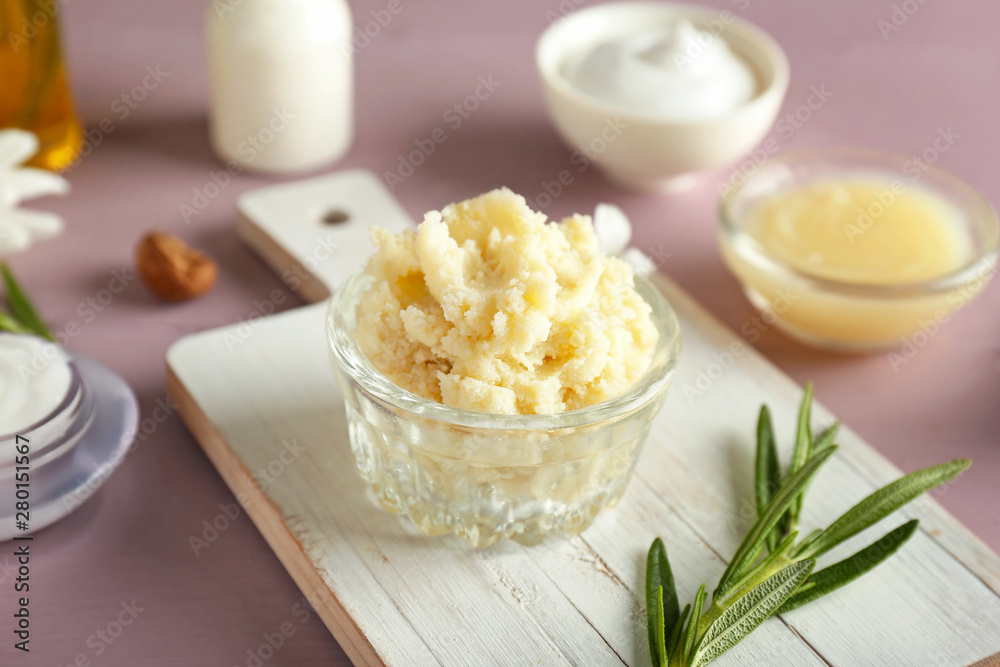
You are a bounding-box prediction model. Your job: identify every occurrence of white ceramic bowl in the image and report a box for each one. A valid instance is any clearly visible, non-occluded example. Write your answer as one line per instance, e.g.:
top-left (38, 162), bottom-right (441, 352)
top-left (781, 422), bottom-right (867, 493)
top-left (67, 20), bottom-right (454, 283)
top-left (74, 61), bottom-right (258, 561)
top-left (537, 1), bottom-right (789, 192)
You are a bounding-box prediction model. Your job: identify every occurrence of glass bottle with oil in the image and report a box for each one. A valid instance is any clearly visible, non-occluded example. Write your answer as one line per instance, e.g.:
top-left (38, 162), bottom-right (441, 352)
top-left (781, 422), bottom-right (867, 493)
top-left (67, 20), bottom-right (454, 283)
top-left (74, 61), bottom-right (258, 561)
top-left (0, 0), bottom-right (82, 171)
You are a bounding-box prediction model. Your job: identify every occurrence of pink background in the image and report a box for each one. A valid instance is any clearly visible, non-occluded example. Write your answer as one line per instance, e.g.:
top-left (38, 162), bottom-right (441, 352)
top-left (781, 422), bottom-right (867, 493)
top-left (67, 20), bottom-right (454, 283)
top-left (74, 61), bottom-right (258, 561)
top-left (2, 0), bottom-right (998, 664)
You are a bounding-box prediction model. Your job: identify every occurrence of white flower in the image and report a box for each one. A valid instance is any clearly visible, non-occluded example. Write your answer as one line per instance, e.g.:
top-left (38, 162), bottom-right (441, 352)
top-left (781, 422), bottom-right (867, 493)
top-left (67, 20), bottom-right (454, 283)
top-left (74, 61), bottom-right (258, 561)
top-left (594, 202), bottom-right (655, 277)
top-left (0, 129), bottom-right (69, 255)
top-left (594, 202), bottom-right (631, 255)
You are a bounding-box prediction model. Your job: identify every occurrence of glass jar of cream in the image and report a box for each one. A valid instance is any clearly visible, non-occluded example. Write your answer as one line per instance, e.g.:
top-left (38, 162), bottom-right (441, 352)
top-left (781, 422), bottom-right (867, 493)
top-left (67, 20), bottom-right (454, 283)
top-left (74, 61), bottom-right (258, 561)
top-left (0, 333), bottom-right (138, 538)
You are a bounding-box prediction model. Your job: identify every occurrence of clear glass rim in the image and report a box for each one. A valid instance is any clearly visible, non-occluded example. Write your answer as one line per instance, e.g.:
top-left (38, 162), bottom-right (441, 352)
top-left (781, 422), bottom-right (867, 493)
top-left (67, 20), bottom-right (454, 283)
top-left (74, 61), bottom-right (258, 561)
top-left (718, 146), bottom-right (1000, 298)
top-left (327, 269), bottom-right (682, 430)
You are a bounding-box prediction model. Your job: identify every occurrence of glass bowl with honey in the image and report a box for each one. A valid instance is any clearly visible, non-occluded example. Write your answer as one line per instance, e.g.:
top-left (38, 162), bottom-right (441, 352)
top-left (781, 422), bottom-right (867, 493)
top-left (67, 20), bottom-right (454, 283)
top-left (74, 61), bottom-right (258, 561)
top-left (718, 147), bottom-right (999, 351)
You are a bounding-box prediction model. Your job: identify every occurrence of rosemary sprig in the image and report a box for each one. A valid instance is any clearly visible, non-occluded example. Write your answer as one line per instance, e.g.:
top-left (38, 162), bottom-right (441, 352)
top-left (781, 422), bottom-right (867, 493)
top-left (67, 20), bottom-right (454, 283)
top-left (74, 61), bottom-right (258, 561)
top-left (646, 388), bottom-right (970, 667)
top-left (0, 263), bottom-right (54, 340)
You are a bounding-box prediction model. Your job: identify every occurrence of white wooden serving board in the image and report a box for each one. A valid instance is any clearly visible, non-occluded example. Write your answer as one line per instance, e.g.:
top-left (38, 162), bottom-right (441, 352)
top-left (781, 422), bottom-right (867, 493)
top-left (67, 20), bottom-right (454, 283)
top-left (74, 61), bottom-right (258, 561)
top-left (167, 170), bottom-right (1000, 667)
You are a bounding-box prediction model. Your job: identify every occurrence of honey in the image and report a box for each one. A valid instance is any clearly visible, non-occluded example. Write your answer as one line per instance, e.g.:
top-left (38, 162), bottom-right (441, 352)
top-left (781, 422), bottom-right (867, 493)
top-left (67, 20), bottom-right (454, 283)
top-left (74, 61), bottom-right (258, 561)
top-left (721, 175), bottom-right (993, 350)
top-left (744, 179), bottom-right (969, 285)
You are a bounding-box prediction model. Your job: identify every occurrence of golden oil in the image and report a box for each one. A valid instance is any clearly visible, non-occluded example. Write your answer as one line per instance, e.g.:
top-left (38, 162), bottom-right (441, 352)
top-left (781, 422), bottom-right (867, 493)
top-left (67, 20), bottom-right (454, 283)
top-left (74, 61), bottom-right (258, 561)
top-left (0, 0), bottom-right (82, 171)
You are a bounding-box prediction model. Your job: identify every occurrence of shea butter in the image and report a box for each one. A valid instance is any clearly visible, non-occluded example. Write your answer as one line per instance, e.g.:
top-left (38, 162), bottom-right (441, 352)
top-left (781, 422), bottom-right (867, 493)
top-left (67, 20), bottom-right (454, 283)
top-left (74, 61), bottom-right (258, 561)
top-left (355, 188), bottom-right (658, 415)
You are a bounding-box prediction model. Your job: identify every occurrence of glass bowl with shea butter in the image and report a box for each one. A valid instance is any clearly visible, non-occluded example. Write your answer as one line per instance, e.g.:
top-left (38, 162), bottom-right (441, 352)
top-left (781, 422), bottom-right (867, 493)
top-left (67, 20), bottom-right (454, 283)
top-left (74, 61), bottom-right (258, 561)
top-left (719, 148), bottom-right (999, 351)
top-left (327, 270), bottom-right (681, 548)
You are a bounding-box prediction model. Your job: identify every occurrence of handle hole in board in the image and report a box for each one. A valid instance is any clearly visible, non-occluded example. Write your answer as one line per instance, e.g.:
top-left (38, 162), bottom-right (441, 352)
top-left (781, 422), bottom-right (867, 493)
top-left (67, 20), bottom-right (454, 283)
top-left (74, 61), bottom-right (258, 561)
top-left (321, 209), bottom-right (350, 225)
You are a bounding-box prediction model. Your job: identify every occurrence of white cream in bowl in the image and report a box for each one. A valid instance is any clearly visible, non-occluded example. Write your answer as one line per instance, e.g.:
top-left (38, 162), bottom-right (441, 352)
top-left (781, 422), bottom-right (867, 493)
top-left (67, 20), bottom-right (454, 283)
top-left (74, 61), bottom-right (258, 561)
top-left (0, 335), bottom-right (71, 436)
top-left (537, 2), bottom-right (789, 191)
top-left (564, 20), bottom-right (757, 121)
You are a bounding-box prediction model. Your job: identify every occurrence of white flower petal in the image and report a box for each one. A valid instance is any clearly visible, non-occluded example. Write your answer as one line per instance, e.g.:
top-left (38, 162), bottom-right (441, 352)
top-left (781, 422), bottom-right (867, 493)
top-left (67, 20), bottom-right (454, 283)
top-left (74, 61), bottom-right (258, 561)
top-left (620, 247), bottom-right (657, 278)
top-left (0, 167), bottom-right (70, 208)
top-left (0, 129), bottom-right (40, 170)
top-left (594, 203), bottom-right (632, 256)
top-left (3, 207), bottom-right (63, 237)
top-left (0, 220), bottom-right (33, 255)
top-left (0, 207), bottom-right (64, 256)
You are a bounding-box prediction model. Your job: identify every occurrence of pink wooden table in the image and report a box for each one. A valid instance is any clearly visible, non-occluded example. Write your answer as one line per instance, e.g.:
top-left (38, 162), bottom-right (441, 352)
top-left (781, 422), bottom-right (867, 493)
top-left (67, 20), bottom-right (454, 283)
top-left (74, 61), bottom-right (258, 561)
top-left (2, 0), bottom-right (998, 664)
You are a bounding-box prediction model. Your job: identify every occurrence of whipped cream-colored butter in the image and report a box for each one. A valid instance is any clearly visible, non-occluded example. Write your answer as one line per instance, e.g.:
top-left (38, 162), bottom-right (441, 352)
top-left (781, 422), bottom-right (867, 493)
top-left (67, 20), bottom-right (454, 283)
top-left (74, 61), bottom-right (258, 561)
top-left (355, 188), bottom-right (658, 415)
top-left (564, 20), bottom-right (757, 120)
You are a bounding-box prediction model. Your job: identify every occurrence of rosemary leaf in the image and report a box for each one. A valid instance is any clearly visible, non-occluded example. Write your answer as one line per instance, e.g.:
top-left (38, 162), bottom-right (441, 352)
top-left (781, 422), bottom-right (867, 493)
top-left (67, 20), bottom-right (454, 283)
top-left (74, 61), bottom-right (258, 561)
top-left (778, 520), bottom-right (919, 614)
top-left (720, 531), bottom-right (798, 605)
top-left (655, 586), bottom-right (668, 667)
top-left (683, 584), bottom-right (707, 664)
top-left (667, 604), bottom-right (691, 660)
top-left (788, 384), bottom-right (814, 526)
top-left (647, 538), bottom-right (680, 666)
top-left (791, 384), bottom-right (814, 472)
top-left (691, 560), bottom-right (815, 667)
top-left (1, 263), bottom-right (54, 341)
top-left (0, 308), bottom-right (35, 336)
top-left (716, 446), bottom-right (836, 596)
top-left (798, 459), bottom-right (970, 559)
top-left (794, 529), bottom-right (823, 557)
top-left (813, 422), bottom-right (841, 454)
top-left (754, 406), bottom-right (781, 552)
